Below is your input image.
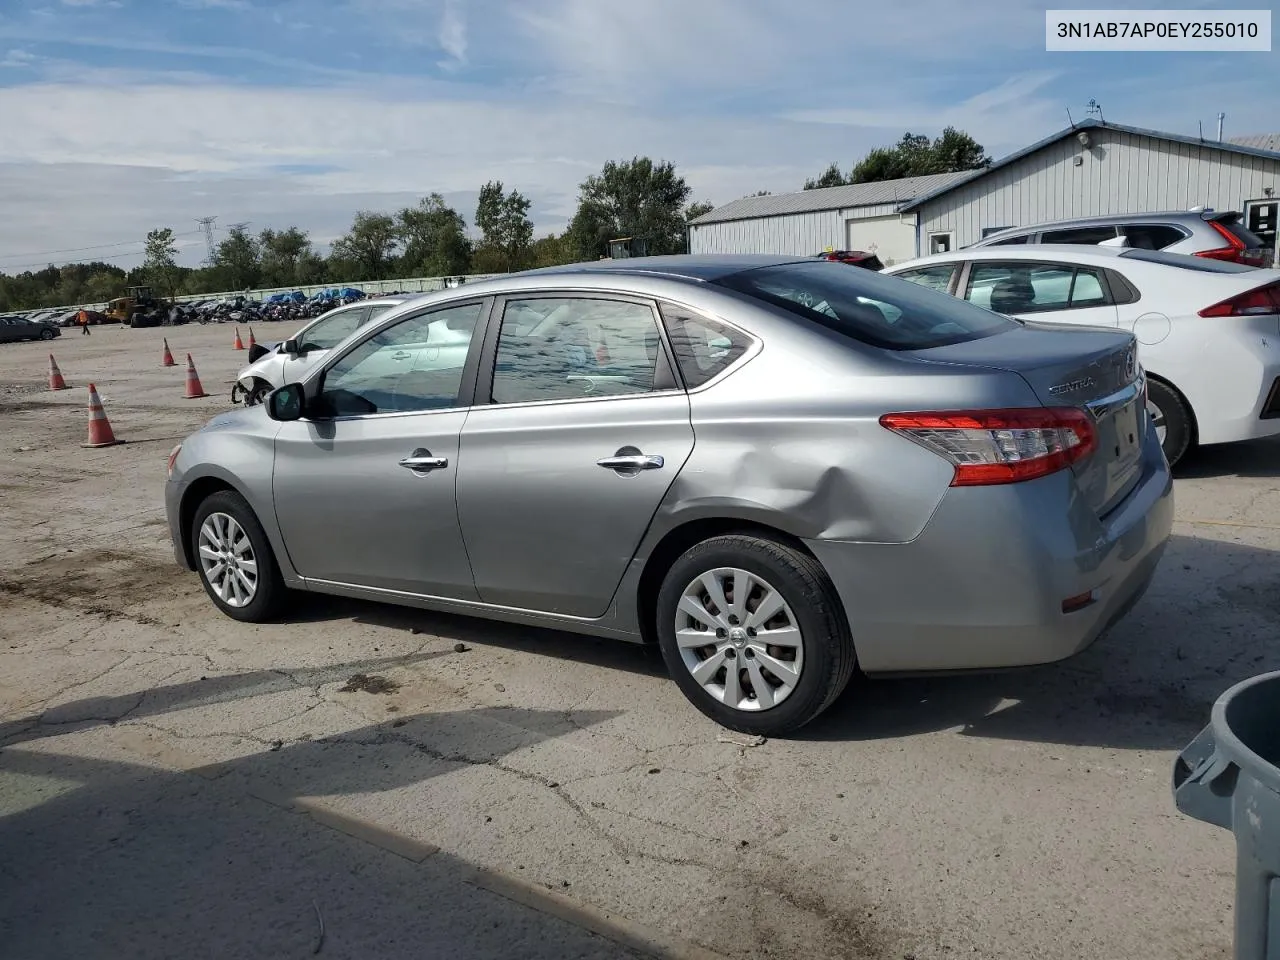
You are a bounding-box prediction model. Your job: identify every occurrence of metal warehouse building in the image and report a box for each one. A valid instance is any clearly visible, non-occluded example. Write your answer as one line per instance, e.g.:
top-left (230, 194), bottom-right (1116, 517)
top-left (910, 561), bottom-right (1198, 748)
top-left (687, 171), bottom-right (970, 266)
top-left (690, 118), bottom-right (1280, 262)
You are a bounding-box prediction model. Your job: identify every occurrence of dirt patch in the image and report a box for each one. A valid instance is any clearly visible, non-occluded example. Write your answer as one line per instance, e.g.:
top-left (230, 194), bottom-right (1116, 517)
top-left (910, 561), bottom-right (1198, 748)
top-left (0, 548), bottom-right (193, 622)
top-left (338, 674), bottom-right (401, 695)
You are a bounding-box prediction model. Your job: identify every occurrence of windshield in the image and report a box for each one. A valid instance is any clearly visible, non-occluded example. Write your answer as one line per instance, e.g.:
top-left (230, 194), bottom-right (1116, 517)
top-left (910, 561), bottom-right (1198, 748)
top-left (713, 260), bottom-right (1018, 350)
top-left (1119, 249), bottom-right (1259, 273)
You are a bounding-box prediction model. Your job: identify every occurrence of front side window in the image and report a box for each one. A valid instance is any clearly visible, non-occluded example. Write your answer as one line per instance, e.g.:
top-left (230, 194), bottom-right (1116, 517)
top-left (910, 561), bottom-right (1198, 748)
top-left (490, 297), bottom-right (665, 404)
top-left (965, 262), bottom-right (1111, 314)
top-left (298, 306), bottom-right (369, 352)
top-left (893, 264), bottom-right (958, 293)
top-left (314, 302), bottom-right (483, 417)
top-left (713, 259), bottom-right (1016, 350)
top-left (659, 303), bottom-right (753, 388)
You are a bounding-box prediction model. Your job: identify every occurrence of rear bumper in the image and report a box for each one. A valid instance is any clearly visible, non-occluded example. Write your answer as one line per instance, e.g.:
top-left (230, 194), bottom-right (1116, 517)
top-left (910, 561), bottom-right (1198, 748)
top-left (805, 424), bottom-right (1174, 674)
top-left (1171, 317), bottom-right (1280, 445)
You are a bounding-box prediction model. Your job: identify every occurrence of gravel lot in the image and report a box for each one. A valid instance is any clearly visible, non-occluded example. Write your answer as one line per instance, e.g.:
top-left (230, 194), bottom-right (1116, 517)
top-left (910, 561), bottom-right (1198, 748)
top-left (3, 320), bottom-right (1278, 959)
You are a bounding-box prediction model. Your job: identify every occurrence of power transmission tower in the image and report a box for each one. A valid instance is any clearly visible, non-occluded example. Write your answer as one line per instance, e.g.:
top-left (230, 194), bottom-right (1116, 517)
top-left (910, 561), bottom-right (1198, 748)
top-left (226, 221), bottom-right (251, 235)
top-left (195, 216), bottom-right (218, 265)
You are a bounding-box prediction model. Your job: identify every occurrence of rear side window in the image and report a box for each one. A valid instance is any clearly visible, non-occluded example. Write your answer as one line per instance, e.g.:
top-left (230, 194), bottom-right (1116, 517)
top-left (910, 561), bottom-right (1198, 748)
top-left (893, 263), bottom-right (958, 293)
top-left (1040, 226), bottom-right (1119, 244)
top-left (986, 234), bottom-right (1029, 246)
top-left (659, 303), bottom-right (752, 388)
top-left (1122, 224), bottom-right (1186, 250)
top-left (713, 260), bottom-right (1017, 351)
top-left (965, 262), bottom-right (1112, 313)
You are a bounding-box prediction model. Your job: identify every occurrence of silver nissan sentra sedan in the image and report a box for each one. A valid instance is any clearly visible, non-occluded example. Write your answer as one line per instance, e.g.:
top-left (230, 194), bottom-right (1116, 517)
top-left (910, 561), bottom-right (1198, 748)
top-left (164, 255), bottom-right (1174, 735)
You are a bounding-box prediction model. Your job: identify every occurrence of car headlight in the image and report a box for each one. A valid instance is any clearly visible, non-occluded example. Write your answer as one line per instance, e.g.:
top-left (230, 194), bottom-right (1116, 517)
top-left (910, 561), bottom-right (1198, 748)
top-left (167, 444), bottom-right (182, 479)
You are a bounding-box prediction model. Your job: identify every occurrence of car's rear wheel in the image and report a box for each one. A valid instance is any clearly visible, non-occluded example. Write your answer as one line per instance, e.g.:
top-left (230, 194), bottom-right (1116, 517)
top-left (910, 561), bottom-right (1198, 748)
top-left (656, 534), bottom-right (856, 736)
top-left (1147, 379), bottom-right (1192, 467)
top-left (191, 490), bottom-right (286, 622)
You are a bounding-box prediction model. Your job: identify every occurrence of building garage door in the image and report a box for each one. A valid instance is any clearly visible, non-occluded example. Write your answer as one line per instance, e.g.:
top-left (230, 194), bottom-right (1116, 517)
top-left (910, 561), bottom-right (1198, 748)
top-left (844, 215), bottom-right (917, 266)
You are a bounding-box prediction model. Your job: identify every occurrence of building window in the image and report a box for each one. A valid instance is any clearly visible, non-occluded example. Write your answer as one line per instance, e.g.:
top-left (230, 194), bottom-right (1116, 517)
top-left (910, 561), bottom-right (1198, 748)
top-left (928, 232), bottom-right (954, 255)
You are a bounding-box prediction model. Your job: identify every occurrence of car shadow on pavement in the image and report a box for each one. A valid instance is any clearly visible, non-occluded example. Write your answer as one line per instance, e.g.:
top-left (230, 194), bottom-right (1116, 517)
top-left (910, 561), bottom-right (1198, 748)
top-left (806, 533), bottom-right (1280, 751)
top-left (1175, 435), bottom-right (1280, 479)
top-left (0, 705), bottom-right (636, 960)
top-left (0, 650), bottom-right (458, 751)
top-left (288, 593), bottom-right (670, 680)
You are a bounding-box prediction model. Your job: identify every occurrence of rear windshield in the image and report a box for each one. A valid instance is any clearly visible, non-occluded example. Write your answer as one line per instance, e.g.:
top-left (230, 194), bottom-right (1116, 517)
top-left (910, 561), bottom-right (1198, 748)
top-left (1119, 249), bottom-right (1260, 273)
top-left (712, 260), bottom-right (1018, 350)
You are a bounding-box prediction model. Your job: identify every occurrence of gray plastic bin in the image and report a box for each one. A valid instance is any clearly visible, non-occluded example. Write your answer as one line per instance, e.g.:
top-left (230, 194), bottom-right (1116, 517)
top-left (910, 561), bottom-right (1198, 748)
top-left (1173, 670), bottom-right (1280, 960)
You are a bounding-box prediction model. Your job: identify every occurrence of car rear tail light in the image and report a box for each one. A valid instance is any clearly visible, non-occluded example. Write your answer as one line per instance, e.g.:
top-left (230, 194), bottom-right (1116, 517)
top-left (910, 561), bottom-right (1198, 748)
top-left (1195, 220), bottom-right (1251, 264)
top-left (879, 408), bottom-right (1097, 486)
top-left (1198, 282), bottom-right (1280, 317)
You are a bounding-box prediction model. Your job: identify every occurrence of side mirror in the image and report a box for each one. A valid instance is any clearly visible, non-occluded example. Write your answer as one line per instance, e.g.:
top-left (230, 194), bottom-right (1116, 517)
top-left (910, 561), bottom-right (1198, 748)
top-left (266, 383), bottom-right (305, 422)
top-left (282, 338), bottom-right (300, 357)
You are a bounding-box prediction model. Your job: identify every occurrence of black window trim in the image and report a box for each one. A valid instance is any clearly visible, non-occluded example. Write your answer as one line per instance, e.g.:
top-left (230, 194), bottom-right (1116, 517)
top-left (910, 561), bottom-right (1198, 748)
top-left (300, 295), bottom-right (496, 422)
top-left (960, 258), bottom-right (1121, 314)
top-left (476, 290), bottom-right (685, 410)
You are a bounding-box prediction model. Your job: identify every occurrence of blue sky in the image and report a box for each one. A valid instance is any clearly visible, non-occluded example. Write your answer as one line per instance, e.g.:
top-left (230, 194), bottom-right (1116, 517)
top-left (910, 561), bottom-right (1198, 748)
top-left (0, 0), bottom-right (1276, 269)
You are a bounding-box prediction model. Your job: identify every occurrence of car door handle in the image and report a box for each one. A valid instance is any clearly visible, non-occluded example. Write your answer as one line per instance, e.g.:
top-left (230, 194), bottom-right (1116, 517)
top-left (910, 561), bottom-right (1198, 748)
top-left (398, 455), bottom-right (449, 472)
top-left (596, 454), bottom-right (664, 471)
top-left (392, 351), bottom-right (413, 360)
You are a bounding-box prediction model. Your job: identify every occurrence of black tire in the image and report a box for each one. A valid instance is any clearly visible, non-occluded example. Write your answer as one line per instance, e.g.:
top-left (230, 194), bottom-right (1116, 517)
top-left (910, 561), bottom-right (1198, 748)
top-left (655, 534), bottom-right (856, 736)
top-left (190, 489), bottom-right (287, 622)
top-left (246, 380), bottom-right (271, 406)
top-left (1147, 379), bottom-right (1193, 467)
top-left (40, 329), bottom-right (54, 341)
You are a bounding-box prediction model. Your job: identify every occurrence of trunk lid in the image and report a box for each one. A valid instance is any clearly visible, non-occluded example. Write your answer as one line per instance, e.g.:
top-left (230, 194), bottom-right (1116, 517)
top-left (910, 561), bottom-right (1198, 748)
top-left (909, 321), bottom-right (1145, 517)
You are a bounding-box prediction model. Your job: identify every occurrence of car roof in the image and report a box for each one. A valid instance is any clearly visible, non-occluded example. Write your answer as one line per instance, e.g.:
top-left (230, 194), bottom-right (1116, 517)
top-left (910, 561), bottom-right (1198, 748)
top-left (889, 245), bottom-right (1134, 270)
top-left (975, 210), bottom-right (1228, 242)
top-left (513, 254), bottom-right (813, 282)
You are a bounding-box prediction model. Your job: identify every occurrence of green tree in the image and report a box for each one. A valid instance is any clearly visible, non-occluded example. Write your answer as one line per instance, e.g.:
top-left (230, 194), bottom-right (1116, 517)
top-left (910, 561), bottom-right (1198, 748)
top-left (143, 228), bottom-right (180, 298)
top-left (566, 157), bottom-right (692, 260)
top-left (526, 232), bottom-right (576, 269)
top-left (805, 127), bottom-right (992, 188)
top-left (685, 200), bottom-right (715, 222)
top-left (398, 194), bottom-right (472, 277)
top-left (473, 181), bottom-right (534, 272)
top-left (258, 227), bottom-right (315, 288)
top-left (804, 163), bottom-right (849, 190)
top-left (329, 211), bottom-right (399, 281)
top-left (213, 225), bottom-right (261, 290)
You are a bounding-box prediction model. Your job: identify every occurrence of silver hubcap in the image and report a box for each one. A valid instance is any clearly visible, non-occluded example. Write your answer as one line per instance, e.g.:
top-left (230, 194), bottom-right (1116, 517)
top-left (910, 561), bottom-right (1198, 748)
top-left (674, 567), bottom-right (804, 712)
top-left (1147, 399), bottom-right (1167, 445)
top-left (198, 512), bottom-right (258, 608)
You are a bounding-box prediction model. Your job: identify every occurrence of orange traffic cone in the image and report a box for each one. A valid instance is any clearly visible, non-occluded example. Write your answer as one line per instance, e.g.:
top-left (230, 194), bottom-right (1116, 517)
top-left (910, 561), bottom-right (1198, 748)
top-left (48, 354), bottom-right (68, 391)
top-left (162, 338), bottom-right (176, 367)
top-left (233, 327), bottom-right (245, 350)
top-left (247, 326), bottom-right (256, 348)
top-left (83, 383), bottom-right (121, 448)
top-left (184, 353), bottom-right (209, 399)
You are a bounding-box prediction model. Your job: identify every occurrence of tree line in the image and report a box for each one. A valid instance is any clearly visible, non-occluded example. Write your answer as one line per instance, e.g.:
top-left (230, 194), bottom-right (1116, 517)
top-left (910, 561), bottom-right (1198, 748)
top-left (0, 129), bottom-right (992, 311)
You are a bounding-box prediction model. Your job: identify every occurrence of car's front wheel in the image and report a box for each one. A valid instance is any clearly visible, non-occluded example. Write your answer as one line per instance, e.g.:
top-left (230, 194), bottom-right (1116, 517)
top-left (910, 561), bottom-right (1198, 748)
top-left (191, 489), bottom-right (286, 622)
top-left (656, 534), bottom-right (856, 736)
top-left (40, 329), bottom-right (54, 341)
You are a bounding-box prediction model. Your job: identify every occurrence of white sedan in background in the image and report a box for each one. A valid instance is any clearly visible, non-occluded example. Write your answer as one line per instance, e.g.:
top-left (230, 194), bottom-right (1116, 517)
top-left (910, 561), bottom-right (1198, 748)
top-left (233, 298), bottom-right (407, 405)
top-left (884, 245), bottom-right (1280, 465)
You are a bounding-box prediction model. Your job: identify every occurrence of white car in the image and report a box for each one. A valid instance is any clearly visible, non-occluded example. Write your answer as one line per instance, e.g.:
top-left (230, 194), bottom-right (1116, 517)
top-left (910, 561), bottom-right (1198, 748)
top-left (883, 245), bottom-right (1280, 465)
top-left (233, 298), bottom-right (408, 405)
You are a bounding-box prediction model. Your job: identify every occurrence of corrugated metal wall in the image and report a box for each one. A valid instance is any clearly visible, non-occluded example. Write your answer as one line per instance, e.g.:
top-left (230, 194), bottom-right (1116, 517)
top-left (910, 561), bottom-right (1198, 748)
top-left (917, 129), bottom-right (1280, 248)
top-left (689, 210), bottom-right (843, 256)
top-left (688, 204), bottom-right (915, 257)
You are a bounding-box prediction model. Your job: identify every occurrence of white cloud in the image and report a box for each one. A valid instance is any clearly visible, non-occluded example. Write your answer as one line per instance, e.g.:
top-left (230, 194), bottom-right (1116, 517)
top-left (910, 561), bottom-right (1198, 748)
top-left (437, 0), bottom-right (466, 67)
top-left (1, 49), bottom-right (38, 68)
